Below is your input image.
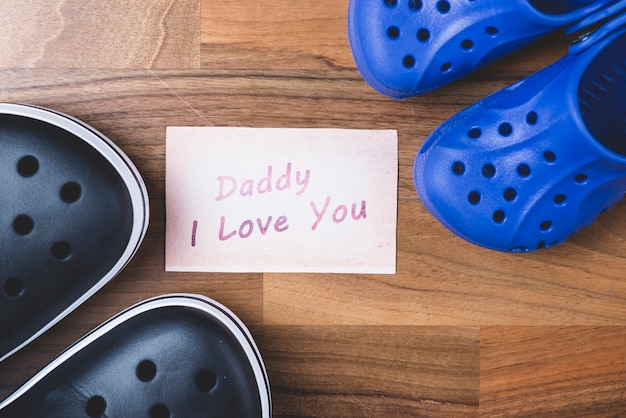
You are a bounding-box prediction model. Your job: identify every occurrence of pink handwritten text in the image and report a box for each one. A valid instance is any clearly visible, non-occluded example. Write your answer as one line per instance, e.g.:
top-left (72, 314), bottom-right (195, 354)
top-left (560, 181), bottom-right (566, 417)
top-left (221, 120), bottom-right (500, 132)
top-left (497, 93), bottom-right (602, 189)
top-left (216, 162), bottom-right (310, 201)
top-left (310, 197), bottom-right (367, 230)
top-left (219, 215), bottom-right (290, 241)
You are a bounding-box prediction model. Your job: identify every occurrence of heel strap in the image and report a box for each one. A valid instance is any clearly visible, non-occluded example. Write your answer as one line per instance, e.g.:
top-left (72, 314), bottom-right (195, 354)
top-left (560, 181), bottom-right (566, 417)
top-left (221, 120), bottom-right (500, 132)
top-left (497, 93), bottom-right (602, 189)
top-left (569, 4), bottom-right (626, 54)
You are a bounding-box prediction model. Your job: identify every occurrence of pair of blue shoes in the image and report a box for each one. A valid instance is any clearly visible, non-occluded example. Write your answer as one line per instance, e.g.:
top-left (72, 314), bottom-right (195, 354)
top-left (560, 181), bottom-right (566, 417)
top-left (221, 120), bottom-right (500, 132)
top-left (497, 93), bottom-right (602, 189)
top-left (350, 0), bottom-right (626, 252)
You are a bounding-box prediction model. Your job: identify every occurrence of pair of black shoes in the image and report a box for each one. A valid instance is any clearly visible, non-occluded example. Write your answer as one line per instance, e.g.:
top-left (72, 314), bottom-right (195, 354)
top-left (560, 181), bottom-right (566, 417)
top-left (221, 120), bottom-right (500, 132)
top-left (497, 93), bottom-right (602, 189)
top-left (0, 104), bottom-right (271, 417)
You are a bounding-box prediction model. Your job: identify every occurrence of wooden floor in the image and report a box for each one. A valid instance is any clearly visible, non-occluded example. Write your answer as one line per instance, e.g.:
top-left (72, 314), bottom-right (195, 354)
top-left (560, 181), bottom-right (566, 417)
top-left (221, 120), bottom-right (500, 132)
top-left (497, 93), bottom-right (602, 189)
top-left (1, 1), bottom-right (626, 416)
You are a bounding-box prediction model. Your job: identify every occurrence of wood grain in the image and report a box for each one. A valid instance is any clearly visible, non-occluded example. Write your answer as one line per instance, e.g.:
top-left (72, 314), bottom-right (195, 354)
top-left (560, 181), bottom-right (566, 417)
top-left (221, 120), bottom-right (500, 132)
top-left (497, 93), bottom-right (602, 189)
top-left (0, 0), bottom-right (200, 68)
top-left (255, 326), bottom-right (479, 417)
top-left (202, 0), bottom-right (352, 70)
top-left (265, 199), bottom-right (626, 326)
top-left (0, 0), bottom-right (624, 416)
top-left (481, 327), bottom-right (626, 416)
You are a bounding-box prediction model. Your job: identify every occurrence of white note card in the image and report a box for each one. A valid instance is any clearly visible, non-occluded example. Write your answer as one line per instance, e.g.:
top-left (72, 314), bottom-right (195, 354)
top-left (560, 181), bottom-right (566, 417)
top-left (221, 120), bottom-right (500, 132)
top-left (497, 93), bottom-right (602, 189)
top-left (165, 127), bottom-right (398, 274)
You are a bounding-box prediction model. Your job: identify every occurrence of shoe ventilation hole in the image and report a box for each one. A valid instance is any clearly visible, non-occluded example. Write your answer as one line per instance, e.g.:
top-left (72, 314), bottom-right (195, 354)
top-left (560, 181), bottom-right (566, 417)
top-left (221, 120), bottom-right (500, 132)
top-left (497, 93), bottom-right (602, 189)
top-left (461, 39), bottom-right (474, 50)
top-left (137, 359), bottom-right (157, 382)
top-left (486, 26), bottom-right (499, 35)
top-left (403, 55), bottom-right (416, 68)
top-left (85, 395), bottom-right (107, 417)
top-left (493, 210), bottom-right (505, 223)
top-left (13, 215), bottom-right (34, 235)
top-left (417, 28), bottom-right (430, 41)
top-left (387, 26), bottom-right (400, 39)
top-left (441, 62), bottom-right (452, 72)
top-left (498, 122), bottom-right (513, 137)
top-left (540, 220), bottom-right (552, 231)
top-left (468, 191), bottom-right (481, 204)
top-left (468, 127), bottom-right (481, 139)
top-left (575, 173), bottom-right (588, 183)
top-left (537, 242), bottom-right (546, 249)
top-left (503, 188), bottom-right (516, 201)
top-left (437, 0), bottom-right (450, 13)
top-left (3, 278), bottom-right (24, 298)
top-left (554, 194), bottom-right (566, 204)
top-left (409, 0), bottom-right (422, 10)
top-left (51, 241), bottom-right (72, 260)
top-left (195, 370), bottom-right (218, 392)
top-left (543, 151), bottom-right (556, 163)
top-left (482, 164), bottom-right (496, 178)
top-left (60, 182), bottom-right (82, 203)
top-left (526, 111), bottom-right (538, 125)
top-left (149, 404), bottom-right (170, 418)
top-left (17, 155), bottom-right (39, 177)
top-left (517, 164), bottom-right (531, 177)
top-left (451, 161), bottom-right (465, 175)
top-left (384, 0), bottom-right (397, 7)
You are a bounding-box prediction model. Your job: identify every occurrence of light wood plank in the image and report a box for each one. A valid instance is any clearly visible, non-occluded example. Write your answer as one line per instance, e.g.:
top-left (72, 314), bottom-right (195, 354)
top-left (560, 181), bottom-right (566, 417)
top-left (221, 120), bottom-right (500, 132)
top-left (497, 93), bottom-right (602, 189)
top-left (0, 0), bottom-right (200, 68)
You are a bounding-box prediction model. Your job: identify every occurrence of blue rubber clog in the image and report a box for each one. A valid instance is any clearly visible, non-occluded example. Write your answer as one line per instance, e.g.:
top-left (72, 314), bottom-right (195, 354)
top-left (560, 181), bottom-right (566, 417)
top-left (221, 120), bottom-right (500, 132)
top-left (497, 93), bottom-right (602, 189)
top-left (413, 13), bottom-right (626, 252)
top-left (348, 0), bottom-right (624, 98)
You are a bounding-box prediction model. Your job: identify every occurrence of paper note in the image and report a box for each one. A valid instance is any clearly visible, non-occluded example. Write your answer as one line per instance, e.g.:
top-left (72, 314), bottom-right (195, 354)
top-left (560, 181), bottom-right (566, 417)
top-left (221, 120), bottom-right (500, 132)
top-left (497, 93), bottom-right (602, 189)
top-left (165, 127), bottom-right (397, 274)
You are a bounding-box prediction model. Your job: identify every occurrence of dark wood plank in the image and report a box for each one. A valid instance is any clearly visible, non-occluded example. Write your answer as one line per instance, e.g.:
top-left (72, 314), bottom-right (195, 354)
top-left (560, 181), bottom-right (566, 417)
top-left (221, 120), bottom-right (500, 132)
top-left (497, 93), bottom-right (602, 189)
top-left (254, 325), bottom-right (479, 417)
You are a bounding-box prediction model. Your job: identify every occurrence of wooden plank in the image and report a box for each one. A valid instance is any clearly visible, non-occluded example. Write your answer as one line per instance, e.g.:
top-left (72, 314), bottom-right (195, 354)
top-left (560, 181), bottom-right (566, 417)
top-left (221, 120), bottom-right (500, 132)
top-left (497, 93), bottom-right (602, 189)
top-left (481, 327), bottom-right (626, 416)
top-left (254, 325), bottom-right (479, 417)
top-left (0, 0), bottom-right (200, 68)
top-left (265, 199), bottom-right (626, 326)
top-left (201, 0), bottom-right (352, 70)
top-left (201, 0), bottom-right (570, 72)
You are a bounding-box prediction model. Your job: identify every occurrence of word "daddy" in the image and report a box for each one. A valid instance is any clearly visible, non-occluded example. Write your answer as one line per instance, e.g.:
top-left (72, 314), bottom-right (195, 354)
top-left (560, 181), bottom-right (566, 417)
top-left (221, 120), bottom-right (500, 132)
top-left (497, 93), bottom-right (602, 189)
top-left (215, 162), bottom-right (310, 201)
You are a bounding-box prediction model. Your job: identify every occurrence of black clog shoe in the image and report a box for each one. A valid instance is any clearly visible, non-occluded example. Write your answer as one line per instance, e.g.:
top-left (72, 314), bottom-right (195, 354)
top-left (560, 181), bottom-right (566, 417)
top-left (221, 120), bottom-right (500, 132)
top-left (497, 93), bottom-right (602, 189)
top-left (0, 103), bottom-right (149, 362)
top-left (0, 294), bottom-right (271, 418)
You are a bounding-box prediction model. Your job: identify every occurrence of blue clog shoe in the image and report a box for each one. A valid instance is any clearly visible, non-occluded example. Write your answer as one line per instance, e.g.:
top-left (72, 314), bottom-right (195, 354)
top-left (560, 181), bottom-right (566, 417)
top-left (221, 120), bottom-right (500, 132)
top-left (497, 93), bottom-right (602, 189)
top-left (348, 0), bottom-right (626, 98)
top-left (413, 13), bottom-right (626, 252)
top-left (0, 294), bottom-right (272, 418)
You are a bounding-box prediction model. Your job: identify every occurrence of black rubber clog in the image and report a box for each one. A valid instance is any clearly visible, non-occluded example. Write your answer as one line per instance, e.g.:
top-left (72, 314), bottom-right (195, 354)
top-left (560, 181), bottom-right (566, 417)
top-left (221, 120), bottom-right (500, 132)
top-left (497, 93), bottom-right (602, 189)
top-left (0, 294), bottom-right (272, 418)
top-left (0, 103), bottom-right (149, 362)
